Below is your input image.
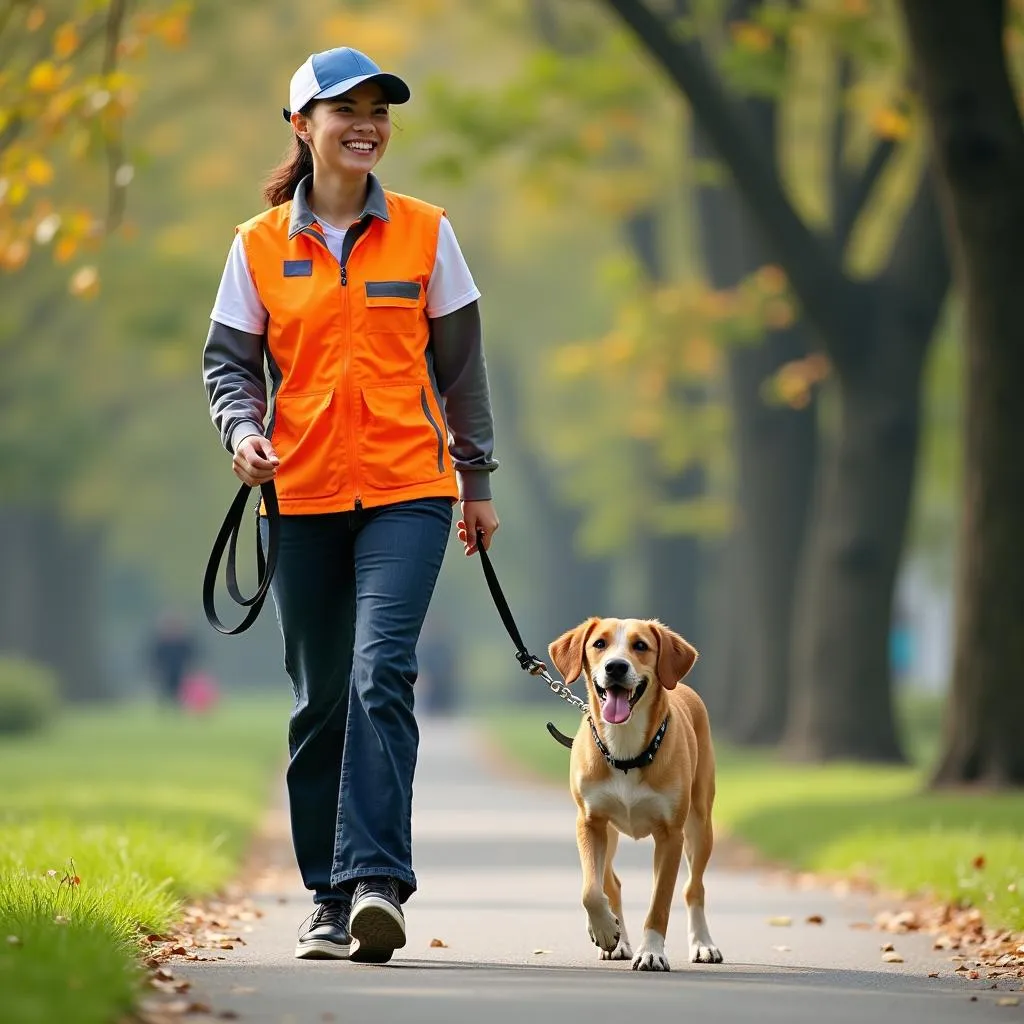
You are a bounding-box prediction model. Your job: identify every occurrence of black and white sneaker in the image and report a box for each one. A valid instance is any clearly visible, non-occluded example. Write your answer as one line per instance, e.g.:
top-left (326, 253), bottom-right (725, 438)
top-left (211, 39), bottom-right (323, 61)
top-left (294, 899), bottom-right (352, 960)
top-left (349, 877), bottom-right (406, 964)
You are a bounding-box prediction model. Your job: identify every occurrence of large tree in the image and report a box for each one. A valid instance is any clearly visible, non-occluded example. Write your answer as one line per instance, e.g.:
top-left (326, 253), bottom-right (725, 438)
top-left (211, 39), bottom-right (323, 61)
top-left (898, 0), bottom-right (1024, 785)
top-left (604, 0), bottom-right (950, 760)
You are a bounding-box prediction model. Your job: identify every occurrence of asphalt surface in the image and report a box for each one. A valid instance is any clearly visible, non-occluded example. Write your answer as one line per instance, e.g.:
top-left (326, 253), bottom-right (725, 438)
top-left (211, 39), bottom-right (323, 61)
top-left (170, 719), bottom-right (1020, 1023)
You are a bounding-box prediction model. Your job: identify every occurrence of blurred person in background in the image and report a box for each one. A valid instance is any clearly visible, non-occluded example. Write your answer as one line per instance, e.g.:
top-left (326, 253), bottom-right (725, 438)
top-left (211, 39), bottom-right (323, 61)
top-left (147, 612), bottom-right (198, 707)
top-left (202, 47), bottom-right (499, 964)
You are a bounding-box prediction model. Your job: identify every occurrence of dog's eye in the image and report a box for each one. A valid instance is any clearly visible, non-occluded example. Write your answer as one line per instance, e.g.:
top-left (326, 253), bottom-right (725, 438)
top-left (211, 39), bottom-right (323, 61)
top-left (632, 639), bottom-right (649, 652)
top-left (592, 638), bottom-right (607, 649)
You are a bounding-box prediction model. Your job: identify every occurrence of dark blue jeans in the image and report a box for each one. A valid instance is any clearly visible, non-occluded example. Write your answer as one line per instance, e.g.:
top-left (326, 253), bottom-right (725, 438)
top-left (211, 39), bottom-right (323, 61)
top-left (260, 498), bottom-right (452, 905)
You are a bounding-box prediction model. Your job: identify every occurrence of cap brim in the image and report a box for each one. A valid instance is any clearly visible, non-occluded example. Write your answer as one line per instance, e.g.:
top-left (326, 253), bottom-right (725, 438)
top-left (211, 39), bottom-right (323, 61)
top-left (316, 71), bottom-right (410, 104)
top-left (283, 72), bottom-right (410, 123)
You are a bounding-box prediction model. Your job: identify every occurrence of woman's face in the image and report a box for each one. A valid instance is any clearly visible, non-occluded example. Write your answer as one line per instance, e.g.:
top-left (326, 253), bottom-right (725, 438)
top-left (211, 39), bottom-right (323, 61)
top-left (295, 82), bottom-right (392, 179)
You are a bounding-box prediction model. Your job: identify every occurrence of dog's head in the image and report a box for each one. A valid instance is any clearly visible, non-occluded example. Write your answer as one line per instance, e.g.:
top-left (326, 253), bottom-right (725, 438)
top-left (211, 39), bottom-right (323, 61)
top-left (548, 617), bottom-right (698, 726)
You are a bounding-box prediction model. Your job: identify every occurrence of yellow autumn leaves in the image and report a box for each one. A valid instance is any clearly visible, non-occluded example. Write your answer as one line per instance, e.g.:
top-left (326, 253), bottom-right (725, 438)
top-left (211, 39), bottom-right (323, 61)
top-left (1, 2), bottom-right (192, 296)
top-left (551, 262), bottom-right (810, 444)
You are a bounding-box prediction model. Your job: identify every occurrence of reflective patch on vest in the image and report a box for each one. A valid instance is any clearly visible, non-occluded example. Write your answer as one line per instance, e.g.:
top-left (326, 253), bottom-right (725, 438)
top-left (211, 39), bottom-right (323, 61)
top-left (365, 280), bottom-right (421, 300)
top-left (283, 259), bottom-right (313, 277)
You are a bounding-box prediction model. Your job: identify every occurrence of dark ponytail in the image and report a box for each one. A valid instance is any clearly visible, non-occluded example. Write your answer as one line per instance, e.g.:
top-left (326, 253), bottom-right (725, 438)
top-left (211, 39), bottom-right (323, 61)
top-left (263, 110), bottom-right (314, 207)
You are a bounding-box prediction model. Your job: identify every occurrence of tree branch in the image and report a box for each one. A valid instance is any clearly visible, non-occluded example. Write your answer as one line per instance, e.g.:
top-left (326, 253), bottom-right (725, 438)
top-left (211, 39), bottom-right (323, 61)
top-left (835, 136), bottom-right (898, 252)
top-left (603, 0), bottom-right (857, 357)
top-left (830, 56), bottom-right (852, 230)
top-left (102, 0), bottom-right (128, 232)
top-left (883, 166), bottom-right (951, 351)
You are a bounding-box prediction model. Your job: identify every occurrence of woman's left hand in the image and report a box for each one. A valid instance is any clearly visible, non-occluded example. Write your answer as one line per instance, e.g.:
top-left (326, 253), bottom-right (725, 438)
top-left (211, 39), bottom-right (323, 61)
top-left (458, 500), bottom-right (500, 556)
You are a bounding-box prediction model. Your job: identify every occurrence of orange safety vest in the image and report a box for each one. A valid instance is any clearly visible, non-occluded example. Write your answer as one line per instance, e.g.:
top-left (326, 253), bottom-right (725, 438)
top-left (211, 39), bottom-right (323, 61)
top-left (238, 190), bottom-right (459, 515)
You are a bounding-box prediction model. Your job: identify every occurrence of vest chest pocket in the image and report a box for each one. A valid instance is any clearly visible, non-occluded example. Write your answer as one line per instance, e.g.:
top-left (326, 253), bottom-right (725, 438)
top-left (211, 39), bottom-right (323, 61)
top-left (364, 281), bottom-right (422, 334)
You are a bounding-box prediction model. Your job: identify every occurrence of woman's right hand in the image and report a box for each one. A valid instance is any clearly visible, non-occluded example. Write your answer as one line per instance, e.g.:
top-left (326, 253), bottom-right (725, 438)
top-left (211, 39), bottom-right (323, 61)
top-left (233, 435), bottom-right (280, 487)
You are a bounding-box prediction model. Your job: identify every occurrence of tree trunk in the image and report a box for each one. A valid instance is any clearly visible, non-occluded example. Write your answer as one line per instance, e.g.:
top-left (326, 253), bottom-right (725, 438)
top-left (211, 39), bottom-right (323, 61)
top-left (692, 115), bottom-right (818, 745)
top-left (784, 304), bottom-right (926, 761)
top-left (899, 0), bottom-right (1024, 785)
top-left (0, 504), bottom-right (109, 701)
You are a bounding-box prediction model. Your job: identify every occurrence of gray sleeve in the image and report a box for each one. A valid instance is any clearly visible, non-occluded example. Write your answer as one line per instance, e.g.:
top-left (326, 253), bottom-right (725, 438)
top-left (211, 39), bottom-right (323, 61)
top-left (428, 301), bottom-right (498, 501)
top-left (202, 319), bottom-right (267, 453)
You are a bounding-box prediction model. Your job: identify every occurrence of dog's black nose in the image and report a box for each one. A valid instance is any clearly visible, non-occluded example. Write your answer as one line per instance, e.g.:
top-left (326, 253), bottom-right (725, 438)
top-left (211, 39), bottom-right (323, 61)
top-left (604, 659), bottom-right (630, 681)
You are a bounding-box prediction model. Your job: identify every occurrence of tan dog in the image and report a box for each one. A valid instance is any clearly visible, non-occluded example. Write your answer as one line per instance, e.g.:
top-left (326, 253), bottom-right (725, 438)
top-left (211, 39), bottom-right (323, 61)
top-left (548, 617), bottom-right (722, 972)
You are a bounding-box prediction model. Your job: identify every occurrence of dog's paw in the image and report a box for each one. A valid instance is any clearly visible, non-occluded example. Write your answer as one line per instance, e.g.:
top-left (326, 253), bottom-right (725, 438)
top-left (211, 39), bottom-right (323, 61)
top-left (586, 908), bottom-right (620, 952)
top-left (601, 936), bottom-right (632, 961)
top-left (632, 947), bottom-right (670, 972)
top-left (691, 943), bottom-right (723, 964)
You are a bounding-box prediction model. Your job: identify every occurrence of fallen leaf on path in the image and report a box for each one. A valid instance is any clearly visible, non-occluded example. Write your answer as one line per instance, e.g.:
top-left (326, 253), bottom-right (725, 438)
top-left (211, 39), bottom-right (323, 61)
top-left (767, 916), bottom-right (792, 927)
top-left (881, 942), bottom-right (896, 952)
top-left (805, 915), bottom-right (824, 925)
top-left (882, 952), bottom-right (905, 963)
top-left (928, 972), bottom-right (939, 978)
top-left (998, 997), bottom-right (1020, 1006)
top-left (956, 964), bottom-right (969, 972)
top-left (429, 938), bottom-right (448, 948)
top-left (533, 949), bottom-right (551, 955)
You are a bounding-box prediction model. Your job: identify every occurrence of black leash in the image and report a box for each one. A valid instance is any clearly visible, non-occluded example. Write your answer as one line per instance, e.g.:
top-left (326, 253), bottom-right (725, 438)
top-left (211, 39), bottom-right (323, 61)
top-left (474, 529), bottom-right (585, 749)
top-left (203, 481), bottom-right (280, 635)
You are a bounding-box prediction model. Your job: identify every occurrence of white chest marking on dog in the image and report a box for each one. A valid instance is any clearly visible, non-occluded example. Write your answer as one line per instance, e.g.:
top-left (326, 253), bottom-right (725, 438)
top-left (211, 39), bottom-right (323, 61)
top-left (580, 772), bottom-right (678, 840)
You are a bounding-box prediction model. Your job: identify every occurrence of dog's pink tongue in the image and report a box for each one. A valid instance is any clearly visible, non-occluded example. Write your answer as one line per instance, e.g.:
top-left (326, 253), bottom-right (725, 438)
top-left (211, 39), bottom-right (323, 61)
top-left (602, 688), bottom-right (632, 724)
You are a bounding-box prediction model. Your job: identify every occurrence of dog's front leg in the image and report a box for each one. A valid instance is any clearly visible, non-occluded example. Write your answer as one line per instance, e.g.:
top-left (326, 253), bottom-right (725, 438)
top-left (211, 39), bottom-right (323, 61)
top-left (634, 826), bottom-right (684, 971)
top-left (577, 812), bottom-right (620, 952)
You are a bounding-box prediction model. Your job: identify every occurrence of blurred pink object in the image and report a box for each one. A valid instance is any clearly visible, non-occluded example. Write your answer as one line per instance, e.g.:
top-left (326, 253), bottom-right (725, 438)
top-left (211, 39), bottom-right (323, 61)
top-left (179, 671), bottom-right (220, 713)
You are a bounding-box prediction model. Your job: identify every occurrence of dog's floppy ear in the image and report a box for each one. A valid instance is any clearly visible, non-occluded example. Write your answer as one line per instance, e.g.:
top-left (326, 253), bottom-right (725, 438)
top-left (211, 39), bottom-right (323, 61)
top-left (651, 620), bottom-right (698, 690)
top-left (548, 617), bottom-right (600, 684)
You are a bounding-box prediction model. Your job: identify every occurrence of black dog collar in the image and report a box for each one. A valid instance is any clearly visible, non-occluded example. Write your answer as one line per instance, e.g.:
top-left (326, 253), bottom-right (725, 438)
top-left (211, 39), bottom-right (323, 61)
top-left (588, 714), bottom-right (670, 774)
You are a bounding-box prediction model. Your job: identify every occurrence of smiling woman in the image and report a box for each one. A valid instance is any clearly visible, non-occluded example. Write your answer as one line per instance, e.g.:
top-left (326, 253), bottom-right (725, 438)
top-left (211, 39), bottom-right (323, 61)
top-left (201, 45), bottom-right (501, 968)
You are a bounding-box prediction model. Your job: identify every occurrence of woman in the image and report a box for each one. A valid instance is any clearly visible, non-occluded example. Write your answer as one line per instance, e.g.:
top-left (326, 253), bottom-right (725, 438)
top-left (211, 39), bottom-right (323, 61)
top-left (202, 46), bottom-right (499, 964)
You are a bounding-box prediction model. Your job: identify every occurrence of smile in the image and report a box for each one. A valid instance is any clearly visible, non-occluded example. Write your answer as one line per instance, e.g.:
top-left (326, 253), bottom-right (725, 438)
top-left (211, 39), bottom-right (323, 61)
top-left (343, 140), bottom-right (377, 153)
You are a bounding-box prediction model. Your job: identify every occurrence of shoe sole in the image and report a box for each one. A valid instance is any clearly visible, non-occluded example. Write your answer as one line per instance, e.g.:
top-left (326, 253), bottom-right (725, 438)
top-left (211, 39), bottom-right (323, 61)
top-left (349, 896), bottom-right (406, 964)
top-left (293, 937), bottom-right (352, 960)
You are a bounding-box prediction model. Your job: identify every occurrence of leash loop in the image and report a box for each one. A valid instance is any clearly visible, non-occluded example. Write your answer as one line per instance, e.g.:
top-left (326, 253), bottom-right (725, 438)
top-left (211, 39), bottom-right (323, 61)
top-left (203, 480), bottom-right (279, 635)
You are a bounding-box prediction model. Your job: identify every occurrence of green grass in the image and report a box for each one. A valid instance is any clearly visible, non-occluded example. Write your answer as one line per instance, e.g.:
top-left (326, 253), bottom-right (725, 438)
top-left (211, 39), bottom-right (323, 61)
top-left (482, 696), bottom-right (1024, 933)
top-left (0, 693), bottom-right (289, 1024)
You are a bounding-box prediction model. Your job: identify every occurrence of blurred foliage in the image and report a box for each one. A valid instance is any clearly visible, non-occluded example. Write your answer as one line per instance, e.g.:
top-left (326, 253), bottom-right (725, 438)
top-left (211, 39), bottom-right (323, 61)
top-left (0, 654), bottom-right (59, 735)
top-left (1, 0), bottom-right (1016, 686)
top-left (0, 0), bottom-right (191, 287)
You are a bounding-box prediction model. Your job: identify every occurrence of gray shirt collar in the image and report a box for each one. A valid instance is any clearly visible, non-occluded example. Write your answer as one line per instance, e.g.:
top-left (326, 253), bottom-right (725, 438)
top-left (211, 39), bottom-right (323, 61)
top-left (288, 173), bottom-right (390, 238)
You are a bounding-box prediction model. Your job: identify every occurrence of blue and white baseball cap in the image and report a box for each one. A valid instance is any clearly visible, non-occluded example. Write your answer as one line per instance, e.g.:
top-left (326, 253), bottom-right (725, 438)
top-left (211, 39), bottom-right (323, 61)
top-left (283, 47), bottom-right (411, 122)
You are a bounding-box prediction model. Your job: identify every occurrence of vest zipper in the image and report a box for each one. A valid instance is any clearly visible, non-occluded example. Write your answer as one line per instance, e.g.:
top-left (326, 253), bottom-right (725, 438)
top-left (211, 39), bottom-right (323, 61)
top-left (339, 221), bottom-right (368, 512)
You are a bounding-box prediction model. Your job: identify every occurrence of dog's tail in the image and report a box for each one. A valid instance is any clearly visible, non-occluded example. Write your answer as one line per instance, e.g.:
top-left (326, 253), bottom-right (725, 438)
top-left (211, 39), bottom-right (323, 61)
top-left (546, 722), bottom-right (575, 750)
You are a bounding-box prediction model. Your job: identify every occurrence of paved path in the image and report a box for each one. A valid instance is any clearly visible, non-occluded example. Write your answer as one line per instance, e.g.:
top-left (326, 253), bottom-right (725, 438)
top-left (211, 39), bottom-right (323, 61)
top-left (173, 719), bottom-right (1015, 1023)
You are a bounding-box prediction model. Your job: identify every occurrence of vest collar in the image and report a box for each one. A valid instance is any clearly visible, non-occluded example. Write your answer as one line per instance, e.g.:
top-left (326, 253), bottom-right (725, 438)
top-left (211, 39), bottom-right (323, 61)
top-left (288, 173), bottom-right (390, 239)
